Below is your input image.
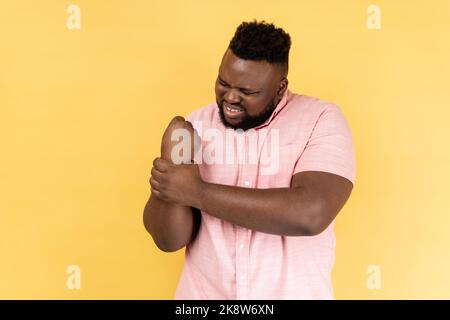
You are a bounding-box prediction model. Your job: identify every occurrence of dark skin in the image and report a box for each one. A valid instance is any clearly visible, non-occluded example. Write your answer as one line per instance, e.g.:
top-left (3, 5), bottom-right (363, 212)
top-left (143, 117), bottom-right (202, 252)
top-left (215, 49), bottom-right (288, 129)
top-left (143, 49), bottom-right (353, 252)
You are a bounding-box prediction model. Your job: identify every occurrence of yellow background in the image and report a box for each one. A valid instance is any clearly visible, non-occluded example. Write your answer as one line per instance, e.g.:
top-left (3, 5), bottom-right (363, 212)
top-left (1, 0), bottom-right (450, 299)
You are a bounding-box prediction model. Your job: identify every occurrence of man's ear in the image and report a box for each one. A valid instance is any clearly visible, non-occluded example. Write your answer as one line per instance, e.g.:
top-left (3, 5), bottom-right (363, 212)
top-left (277, 77), bottom-right (288, 97)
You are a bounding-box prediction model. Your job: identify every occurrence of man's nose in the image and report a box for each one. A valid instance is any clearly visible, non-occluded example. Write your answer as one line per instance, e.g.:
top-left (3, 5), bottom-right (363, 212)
top-left (224, 88), bottom-right (241, 104)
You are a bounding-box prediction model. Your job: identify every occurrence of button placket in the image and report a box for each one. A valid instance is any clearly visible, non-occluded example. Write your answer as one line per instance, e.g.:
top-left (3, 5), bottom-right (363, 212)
top-left (236, 228), bottom-right (249, 299)
top-left (236, 129), bottom-right (263, 299)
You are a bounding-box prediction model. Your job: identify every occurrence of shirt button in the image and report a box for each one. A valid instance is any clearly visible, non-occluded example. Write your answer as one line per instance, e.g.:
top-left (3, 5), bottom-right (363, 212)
top-left (244, 181), bottom-right (250, 186)
top-left (240, 275), bottom-right (246, 280)
top-left (240, 244), bottom-right (244, 249)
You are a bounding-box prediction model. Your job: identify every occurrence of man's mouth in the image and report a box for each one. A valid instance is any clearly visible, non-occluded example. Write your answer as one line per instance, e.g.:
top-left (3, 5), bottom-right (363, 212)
top-left (223, 103), bottom-right (245, 119)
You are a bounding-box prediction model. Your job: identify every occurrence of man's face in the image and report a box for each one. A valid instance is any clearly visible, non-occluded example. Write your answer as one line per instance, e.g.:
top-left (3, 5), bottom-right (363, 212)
top-left (215, 49), bottom-right (287, 131)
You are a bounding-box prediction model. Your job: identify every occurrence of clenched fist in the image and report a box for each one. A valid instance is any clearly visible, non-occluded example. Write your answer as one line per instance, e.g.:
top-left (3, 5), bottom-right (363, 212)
top-left (161, 116), bottom-right (201, 164)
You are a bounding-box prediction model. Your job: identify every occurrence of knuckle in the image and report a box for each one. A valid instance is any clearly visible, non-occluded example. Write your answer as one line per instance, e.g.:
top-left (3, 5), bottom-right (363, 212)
top-left (170, 116), bottom-right (185, 126)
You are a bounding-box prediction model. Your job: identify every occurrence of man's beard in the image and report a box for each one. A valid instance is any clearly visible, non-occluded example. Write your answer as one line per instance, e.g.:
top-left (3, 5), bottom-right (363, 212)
top-left (217, 99), bottom-right (278, 131)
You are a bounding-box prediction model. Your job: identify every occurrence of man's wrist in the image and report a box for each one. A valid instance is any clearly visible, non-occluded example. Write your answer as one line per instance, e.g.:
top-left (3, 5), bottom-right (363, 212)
top-left (193, 179), bottom-right (208, 210)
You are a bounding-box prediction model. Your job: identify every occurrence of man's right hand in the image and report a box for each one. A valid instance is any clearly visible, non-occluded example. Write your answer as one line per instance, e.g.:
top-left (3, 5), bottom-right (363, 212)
top-left (161, 116), bottom-right (200, 164)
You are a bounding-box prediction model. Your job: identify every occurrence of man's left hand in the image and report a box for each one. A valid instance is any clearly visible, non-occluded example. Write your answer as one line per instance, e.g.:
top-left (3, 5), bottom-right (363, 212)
top-left (150, 157), bottom-right (204, 208)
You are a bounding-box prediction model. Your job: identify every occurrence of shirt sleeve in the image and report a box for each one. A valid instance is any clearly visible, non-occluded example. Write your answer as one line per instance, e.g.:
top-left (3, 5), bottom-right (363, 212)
top-left (294, 104), bottom-right (356, 184)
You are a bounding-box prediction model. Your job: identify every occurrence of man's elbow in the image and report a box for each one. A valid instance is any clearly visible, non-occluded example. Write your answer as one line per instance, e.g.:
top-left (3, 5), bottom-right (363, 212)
top-left (143, 218), bottom-right (186, 253)
top-left (157, 243), bottom-right (185, 253)
top-left (304, 220), bottom-right (330, 236)
top-left (294, 201), bottom-right (334, 236)
top-left (152, 237), bottom-right (186, 253)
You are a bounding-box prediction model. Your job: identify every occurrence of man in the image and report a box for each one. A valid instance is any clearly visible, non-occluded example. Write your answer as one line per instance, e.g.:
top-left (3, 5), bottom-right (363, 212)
top-left (143, 20), bottom-right (355, 299)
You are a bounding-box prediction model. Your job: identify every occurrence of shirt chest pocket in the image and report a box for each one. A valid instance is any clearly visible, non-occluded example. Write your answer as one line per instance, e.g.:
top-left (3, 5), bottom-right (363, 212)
top-left (257, 143), bottom-right (304, 188)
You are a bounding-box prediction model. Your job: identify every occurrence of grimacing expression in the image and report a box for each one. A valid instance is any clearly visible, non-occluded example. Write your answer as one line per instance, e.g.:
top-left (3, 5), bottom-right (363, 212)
top-left (215, 49), bottom-right (288, 131)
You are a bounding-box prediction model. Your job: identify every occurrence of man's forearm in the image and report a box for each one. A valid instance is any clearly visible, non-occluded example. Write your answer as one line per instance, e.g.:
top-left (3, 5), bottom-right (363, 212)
top-left (197, 183), bottom-right (322, 236)
top-left (143, 195), bottom-right (200, 252)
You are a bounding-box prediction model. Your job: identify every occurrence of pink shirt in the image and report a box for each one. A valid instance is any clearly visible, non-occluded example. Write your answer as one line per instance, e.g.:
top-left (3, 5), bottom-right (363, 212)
top-left (174, 89), bottom-right (355, 299)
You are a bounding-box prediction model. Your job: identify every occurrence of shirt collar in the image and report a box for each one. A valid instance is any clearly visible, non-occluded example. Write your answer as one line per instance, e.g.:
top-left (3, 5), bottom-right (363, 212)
top-left (253, 88), bottom-right (290, 130)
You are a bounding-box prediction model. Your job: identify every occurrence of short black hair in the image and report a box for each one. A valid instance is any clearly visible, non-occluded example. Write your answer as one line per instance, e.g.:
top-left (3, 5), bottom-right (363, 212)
top-left (229, 20), bottom-right (291, 68)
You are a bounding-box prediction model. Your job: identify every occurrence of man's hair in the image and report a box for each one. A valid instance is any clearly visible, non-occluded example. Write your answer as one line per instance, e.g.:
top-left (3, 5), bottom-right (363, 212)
top-left (229, 20), bottom-right (291, 69)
